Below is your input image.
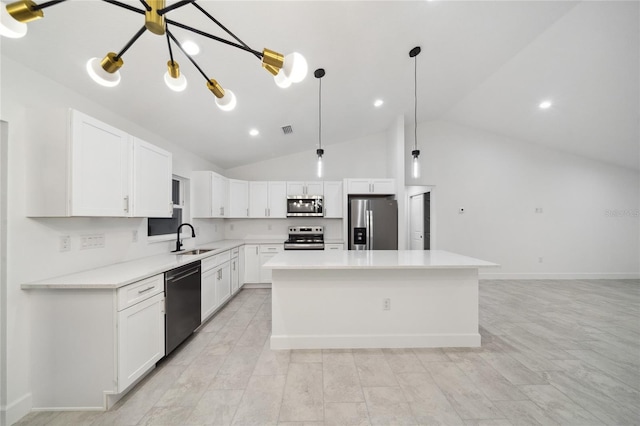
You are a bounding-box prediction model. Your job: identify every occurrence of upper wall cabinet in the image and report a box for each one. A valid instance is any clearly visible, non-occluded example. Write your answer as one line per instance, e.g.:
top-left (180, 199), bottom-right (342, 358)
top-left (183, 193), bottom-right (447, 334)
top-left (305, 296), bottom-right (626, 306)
top-left (249, 181), bottom-right (287, 218)
top-left (191, 171), bottom-right (229, 218)
top-left (345, 178), bottom-right (395, 195)
top-left (26, 109), bottom-right (172, 217)
top-left (286, 181), bottom-right (324, 196)
top-left (131, 138), bottom-right (173, 218)
top-left (228, 179), bottom-right (249, 218)
top-left (323, 181), bottom-right (343, 218)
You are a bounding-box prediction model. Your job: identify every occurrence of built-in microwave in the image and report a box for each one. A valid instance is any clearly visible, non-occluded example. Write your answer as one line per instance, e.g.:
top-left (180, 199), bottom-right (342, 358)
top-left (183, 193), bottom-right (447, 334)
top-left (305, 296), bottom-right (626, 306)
top-left (287, 196), bottom-right (324, 217)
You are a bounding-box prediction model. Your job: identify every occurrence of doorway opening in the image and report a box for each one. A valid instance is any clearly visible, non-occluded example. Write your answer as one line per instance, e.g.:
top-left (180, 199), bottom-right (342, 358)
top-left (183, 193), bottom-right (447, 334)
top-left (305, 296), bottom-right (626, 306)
top-left (408, 187), bottom-right (432, 250)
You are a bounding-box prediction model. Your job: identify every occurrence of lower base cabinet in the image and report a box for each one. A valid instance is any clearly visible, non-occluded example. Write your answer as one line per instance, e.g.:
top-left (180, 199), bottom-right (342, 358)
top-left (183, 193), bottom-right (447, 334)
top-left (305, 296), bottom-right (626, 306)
top-left (117, 292), bottom-right (165, 392)
top-left (201, 250), bottom-right (232, 322)
top-left (231, 253), bottom-right (240, 293)
top-left (29, 273), bottom-right (166, 409)
top-left (244, 244), bottom-right (283, 284)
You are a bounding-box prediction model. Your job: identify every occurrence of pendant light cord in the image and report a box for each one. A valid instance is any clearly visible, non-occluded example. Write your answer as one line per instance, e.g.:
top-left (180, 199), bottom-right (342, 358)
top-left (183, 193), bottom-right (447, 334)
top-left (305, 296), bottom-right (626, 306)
top-left (414, 54), bottom-right (418, 152)
top-left (319, 77), bottom-right (322, 150)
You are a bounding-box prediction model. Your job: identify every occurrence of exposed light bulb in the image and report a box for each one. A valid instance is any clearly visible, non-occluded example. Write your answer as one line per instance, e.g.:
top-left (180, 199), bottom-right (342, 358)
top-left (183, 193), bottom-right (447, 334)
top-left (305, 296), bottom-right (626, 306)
top-left (249, 129), bottom-right (259, 136)
top-left (0, 2), bottom-right (27, 38)
top-left (539, 100), bottom-right (552, 109)
top-left (86, 57), bottom-right (121, 87)
top-left (215, 89), bottom-right (237, 111)
top-left (164, 72), bottom-right (187, 92)
top-left (283, 52), bottom-right (308, 83)
top-left (412, 150), bottom-right (420, 179)
top-left (274, 70), bottom-right (292, 88)
top-left (317, 154), bottom-right (323, 178)
top-left (374, 99), bottom-right (384, 107)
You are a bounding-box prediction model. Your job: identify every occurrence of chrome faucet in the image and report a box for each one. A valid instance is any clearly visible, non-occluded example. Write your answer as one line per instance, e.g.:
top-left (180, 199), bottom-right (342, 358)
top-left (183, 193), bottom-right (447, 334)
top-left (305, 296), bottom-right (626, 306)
top-left (173, 223), bottom-right (196, 252)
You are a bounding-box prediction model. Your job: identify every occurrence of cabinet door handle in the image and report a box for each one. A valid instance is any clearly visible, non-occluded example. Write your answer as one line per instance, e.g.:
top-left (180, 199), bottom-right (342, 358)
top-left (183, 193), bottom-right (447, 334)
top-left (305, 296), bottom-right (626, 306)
top-left (124, 196), bottom-right (129, 213)
top-left (265, 208), bottom-right (268, 217)
top-left (255, 247), bottom-right (258, 255)
top-left (138, 286), bottom-right (155, 294)
top-left (246, 208), bottom-right (249, 217)
top-left (233, 261), bottom-right (236, 271)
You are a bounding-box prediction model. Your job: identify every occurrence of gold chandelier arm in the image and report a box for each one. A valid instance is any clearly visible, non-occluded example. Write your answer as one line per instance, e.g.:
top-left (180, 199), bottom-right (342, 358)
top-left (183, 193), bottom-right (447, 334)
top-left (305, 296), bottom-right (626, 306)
top-left (114, 25), bottom-right (147, 61)
top-left (166, 28), bottom-right (210, 82)
top-left (138, 0), bottom-right (151, 12)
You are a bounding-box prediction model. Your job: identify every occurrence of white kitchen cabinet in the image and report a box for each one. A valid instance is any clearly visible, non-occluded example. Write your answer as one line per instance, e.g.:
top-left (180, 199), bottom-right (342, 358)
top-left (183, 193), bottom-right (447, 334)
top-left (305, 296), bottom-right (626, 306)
top-left (325, 243), bottom-right (344, 250)
top-left (323, 181), bottom-right (343, 218)
top-left (244, 244), bottom-right (261, 283)
top-left (259, 244), bottom-right (283, 283)
top-left (191, 171), bottom-right (229, 218)
top-left (215, 261), bottom-right (231, 306)
top-left (26, 109), bottom-right (172, 217)
top-left (249, 181), bottom-right (287, 218)
top-left (201, 266), bottom-right (217, 322)
top-left (117, 291), bottom-right (165, 392)
top-left (345, 178), bottom-right (395, 195)
top-left (131, 138), bottom-right (173, 218)
top-left (286, 181), bottom-right (324, 196)
top-left (228, 179), bottom-right (249, 218)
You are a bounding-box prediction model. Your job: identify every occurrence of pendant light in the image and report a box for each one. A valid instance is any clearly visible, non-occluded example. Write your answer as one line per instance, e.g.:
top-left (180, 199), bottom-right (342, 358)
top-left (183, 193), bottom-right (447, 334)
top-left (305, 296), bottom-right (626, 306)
top-left (410, 46), bottom-right (421, 179)
top-left (315, 68), bottom-right (325, 178)
top-left (163, 31), bottom-right (187, 92)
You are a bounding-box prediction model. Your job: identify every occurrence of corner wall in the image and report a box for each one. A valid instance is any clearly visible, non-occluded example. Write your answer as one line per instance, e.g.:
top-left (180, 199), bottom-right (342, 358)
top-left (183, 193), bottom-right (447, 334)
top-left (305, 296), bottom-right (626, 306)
top-left (407, 120), bottom-right (639, 278)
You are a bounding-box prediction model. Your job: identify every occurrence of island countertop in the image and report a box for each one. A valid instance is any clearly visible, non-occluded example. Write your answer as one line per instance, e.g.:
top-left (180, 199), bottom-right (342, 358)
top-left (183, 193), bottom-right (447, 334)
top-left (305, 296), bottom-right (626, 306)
top-left (264, 249), bottom-right (499, 270)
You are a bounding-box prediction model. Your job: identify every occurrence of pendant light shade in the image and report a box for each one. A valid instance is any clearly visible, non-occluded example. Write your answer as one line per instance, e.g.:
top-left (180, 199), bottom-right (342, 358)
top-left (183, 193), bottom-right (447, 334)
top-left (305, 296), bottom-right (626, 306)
top-left (164, 60), bottom-right (187, 92)
top-left (86, 54), bottom-right (122, 87)
top-left (0, 1), bottom-right (27, 38)
top-left (283, 52), bottom-right (308, 83)
top-left (409, 46), bottom-right (421, 179)
top-left (274, 70), bottom-right (292, 89)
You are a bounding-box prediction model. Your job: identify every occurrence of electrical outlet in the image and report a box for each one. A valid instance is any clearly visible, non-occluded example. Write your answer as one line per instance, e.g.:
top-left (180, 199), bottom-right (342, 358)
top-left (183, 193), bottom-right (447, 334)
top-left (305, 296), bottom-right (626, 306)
top-left (132, 230), bottom-right (138, 242)
top-left (383, 298), bottom-right (391, 310)
top-left (59, 235), bottom-right (71, 252)
top-left (535, 207), bottom-right (544, 213)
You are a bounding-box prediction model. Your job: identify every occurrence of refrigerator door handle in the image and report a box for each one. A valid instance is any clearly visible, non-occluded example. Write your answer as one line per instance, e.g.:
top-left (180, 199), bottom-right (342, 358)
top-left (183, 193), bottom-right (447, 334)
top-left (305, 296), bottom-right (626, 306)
top-left (369, 210), bottom-right (373, 250)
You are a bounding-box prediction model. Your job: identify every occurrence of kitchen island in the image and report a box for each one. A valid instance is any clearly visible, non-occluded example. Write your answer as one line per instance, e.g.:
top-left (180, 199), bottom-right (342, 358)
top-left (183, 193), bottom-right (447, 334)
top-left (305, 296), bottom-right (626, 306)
top-left (264, 250), bottom-right (498, 350)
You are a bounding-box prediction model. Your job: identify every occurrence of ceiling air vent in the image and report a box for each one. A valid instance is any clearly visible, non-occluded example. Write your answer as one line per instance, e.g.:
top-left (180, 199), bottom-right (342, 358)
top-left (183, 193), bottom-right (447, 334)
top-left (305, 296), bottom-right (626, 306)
top-left (281, 125), bottom-right (293, 135)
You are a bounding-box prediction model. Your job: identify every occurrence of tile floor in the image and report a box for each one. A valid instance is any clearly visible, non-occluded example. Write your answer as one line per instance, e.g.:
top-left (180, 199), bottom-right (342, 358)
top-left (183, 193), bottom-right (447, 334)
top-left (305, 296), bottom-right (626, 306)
top-left (15, 279), bottom-right (640, 425)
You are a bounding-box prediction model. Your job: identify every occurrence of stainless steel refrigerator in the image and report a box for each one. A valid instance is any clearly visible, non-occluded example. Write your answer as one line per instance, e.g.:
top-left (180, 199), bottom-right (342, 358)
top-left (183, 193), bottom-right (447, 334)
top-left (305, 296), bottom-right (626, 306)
top-left (349, 199), bottom-right (398, 250)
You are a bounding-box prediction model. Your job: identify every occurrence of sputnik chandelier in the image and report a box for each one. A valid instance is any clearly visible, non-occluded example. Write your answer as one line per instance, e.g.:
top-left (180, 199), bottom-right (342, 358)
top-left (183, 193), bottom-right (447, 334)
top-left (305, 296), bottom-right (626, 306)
top-left (0, 0), bottom-right (309, 111)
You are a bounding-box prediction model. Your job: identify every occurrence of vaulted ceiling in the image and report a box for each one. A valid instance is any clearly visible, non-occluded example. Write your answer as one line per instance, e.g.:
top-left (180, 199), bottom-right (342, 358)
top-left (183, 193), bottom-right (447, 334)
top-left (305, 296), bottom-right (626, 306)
top-left (1, 1), bottom-right (638, 170)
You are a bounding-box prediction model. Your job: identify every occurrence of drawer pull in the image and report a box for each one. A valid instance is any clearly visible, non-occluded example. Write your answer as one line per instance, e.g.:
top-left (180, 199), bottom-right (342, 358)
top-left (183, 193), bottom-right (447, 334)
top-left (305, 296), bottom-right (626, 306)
top-left (137, 286), bottom-right (155, 294)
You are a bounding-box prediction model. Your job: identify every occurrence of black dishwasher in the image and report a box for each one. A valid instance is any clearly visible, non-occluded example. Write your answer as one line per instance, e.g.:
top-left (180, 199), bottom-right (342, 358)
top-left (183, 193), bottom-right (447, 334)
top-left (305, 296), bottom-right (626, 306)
top-left (165, 261), bottom-right (201, 355)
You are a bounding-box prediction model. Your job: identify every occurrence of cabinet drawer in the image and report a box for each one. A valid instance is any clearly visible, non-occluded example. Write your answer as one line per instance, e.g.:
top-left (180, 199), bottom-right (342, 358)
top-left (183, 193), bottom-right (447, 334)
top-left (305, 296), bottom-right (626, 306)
top-left (231, 247), bottom-right (240, 257)
top-left (117, 274), bottom-right (164, 311)
top-left (202, 251), bottom-right (231, 271)
top-left (325, 243), bottom-right (344, 250)
top-left (260, 244), bottom-right (283, 254)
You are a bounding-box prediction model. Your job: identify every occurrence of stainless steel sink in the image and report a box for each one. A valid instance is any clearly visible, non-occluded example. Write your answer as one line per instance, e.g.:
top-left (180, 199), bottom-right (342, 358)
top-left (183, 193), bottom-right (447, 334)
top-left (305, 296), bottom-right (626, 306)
top-left (177, 249), bottom-right (214, 255)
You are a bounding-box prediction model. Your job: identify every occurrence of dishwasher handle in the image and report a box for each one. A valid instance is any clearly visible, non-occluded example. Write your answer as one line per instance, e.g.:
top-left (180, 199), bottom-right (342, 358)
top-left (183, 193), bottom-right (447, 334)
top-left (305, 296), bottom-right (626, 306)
top-left (166, 265), bottom-right (201, 282)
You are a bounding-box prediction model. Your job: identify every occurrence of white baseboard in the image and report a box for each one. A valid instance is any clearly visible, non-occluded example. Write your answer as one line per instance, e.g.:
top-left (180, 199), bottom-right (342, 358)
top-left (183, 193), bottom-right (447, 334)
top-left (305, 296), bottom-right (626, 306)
top-left (2, 392), bottom-right (31, 426)
top-left (479, 272), bottom-right (640, 280)
top-left (242, 283), bottom-right (271, 289)
top-left (270, 333), bottom-right (481, 350)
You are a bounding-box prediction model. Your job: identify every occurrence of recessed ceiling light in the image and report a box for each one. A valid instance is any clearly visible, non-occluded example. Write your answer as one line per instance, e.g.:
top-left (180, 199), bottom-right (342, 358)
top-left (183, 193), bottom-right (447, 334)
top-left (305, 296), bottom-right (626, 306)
top-left (539, 100), bottom-right (552, 109)
top-left (374, 99), bottom-right (384, 107)
top-left (249, 129), bottom-right (259, 136)
top-left (182, 40), bottom-right (200, 56)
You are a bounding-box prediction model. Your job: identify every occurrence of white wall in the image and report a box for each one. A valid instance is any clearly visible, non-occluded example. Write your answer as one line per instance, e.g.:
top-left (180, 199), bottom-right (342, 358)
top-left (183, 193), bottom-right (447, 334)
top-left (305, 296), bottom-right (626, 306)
top-left (407, 120), bottom-right (639, 278)
top-left (0, 57), bottom-right (223, 424)
top-left (225, 131), bottom-right (390, 181)
top-left (386, 116), bottom-right (406, 249)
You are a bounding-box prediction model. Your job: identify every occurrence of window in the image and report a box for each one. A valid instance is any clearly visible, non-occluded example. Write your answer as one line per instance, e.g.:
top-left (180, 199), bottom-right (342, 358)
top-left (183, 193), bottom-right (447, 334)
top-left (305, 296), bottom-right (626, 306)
top-left (148, 176), bottom-right (187, 238)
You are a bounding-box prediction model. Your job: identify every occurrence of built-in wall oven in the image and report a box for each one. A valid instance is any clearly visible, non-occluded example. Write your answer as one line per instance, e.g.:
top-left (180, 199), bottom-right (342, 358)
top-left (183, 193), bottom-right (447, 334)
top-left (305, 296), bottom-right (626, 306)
top-left (165, 261), bottom-right (201, 355)
top-left (287, 196), bottom-right (324, 217)
top-left (284, 226), bottom-right (325, 250)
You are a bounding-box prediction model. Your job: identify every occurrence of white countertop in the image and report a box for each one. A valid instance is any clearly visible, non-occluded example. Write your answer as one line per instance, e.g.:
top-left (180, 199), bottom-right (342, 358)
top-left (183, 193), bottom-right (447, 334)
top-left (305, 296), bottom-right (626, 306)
top-left (22, 240), bottom-right (247, 290)
top-left (264, 250), bottom-right (499, 270)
